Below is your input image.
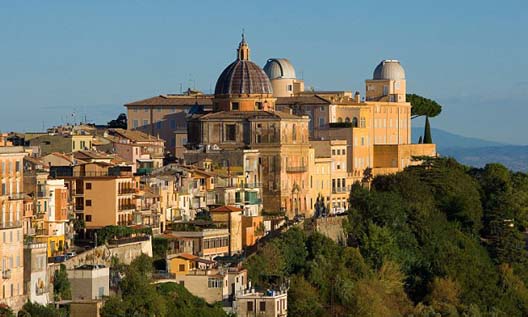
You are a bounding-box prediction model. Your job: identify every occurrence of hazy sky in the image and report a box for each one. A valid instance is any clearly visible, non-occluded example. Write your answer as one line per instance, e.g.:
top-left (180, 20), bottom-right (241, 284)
top-left (1, 0), bottom-right (527, 144)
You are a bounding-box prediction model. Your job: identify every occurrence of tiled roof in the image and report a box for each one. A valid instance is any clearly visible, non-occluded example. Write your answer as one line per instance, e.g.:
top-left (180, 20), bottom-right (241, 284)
top-left (109, 128), bottom-right (164, 143)
top-left (210, 205), bottom-right (243, 213)
top-left (275, 95), bottom-right (331, 105)
top-left (125, 95), bottom-right (213, 107)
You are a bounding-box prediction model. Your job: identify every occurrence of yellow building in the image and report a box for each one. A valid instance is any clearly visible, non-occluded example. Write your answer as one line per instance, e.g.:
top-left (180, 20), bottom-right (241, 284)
top-left (0, 141), bottom-right (27, 311)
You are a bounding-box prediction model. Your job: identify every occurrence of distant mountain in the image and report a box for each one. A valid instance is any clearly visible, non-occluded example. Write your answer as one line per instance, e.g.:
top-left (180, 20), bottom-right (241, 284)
top-left (411, 127), bottom-right (528, 172)
top-left (411, 127), bottom-right (507, 151)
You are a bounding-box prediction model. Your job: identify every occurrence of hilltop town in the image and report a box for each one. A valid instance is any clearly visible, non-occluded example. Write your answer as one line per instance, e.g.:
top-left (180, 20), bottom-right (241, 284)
top-left (0, 35), bottom-right (439, 316)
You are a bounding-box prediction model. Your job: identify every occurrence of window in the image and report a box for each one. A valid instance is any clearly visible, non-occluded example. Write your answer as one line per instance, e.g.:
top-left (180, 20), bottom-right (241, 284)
top-left (85, 215), bottom-right (92, 222)
top-left (156, 121), bottom-right (162, 129)
top-left (231, 102), bottom-right (239, 111)
top-left (133, 107), bottom-right (138, 113)
top-left (170, 120), bottom-right (176, 129)
top-left (15, 161), bottom-right (20, 172)
top-left (225, 124), bottom-right (236, 142)
top-left (208, 278), bottom-right (221, 288)
top-left (157, 107), bottom-right (161, 112)
top-left (247, 302), bottom-right (254, 312)
top-left (86, 200), bottom-right (92, 207)
top-left (85, 183), bottom-right (92, 190)
top-left (143, 119), bottom-right (149, 126)
top-left (144, 107), bottom-right (148, 112)
top-left (319, 118), bottom-right (325, 128)
top-left (352, 117), bottom-right (358, 127)
top-left (133, 120), bottom-right (139, 128)
top-left (287, 84), bottom-right (293, 91)
top-left (179, 264), bottom-right (185, 271)
top-left (255, 102), bottom-right (263, 110)
top-left (260, 301), bottom-right (266, 311)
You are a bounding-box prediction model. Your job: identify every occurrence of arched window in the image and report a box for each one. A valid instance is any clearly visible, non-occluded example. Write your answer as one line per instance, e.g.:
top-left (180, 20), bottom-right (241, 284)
top-left (345, 117), bottom-right (351, 123)
top-left (352, 117), bottom-right (358, 128)
top-left (337, 117), bottom-right (343, 123)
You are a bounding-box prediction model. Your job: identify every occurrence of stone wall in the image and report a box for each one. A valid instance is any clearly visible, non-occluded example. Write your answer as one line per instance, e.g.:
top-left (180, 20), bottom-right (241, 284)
top-left (63, 236), bottom-right (152, 269)
top-left (308, 216), bottom-right (347, 243)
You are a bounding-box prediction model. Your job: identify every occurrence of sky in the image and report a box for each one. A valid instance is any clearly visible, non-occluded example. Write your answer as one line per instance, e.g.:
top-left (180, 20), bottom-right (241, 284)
top-left (1, 0), bottom-right (527, 144)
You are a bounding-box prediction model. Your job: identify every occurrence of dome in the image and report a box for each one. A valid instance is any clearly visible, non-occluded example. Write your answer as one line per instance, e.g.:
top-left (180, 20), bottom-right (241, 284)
top-left (214, 36), bottom-right (273, 96)
top-left (263, 58), bottom-right (297, 80)
top-left (373, 60), bottom-right (405, 80)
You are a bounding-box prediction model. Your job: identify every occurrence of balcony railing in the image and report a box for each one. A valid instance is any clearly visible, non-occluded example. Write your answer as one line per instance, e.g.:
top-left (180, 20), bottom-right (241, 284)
top-left (118, 205), bottom-right (136, 211)
top-left (8, 193), bottom-right (25, 200)
top-left (332, 188), bottom-right (349, 194)
top-left (238, 183), bottom-right (262, 189)
top-left (286, 165), bottom-right (307, 173)
top-left (118, 188), bottom-right (136, 195)
top-left (0, 221), bottom-right (22, 229)
top-left (35, 228), bottom-right (49, 236)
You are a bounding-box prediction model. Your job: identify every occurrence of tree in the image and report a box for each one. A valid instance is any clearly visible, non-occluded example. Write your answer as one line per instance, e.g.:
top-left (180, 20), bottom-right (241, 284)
top-left (19, 302), bottom-right (67, 317)
top-left (53, 264), bottom-right (71, 301)
top-left (288, 275), bottom-right (324, 316)
top-left (107, 113), bottom-right (127, 129)
top-left (423, 116), bottom-right (433, 144)
top-left (407, 94), bottom-right (442, 119)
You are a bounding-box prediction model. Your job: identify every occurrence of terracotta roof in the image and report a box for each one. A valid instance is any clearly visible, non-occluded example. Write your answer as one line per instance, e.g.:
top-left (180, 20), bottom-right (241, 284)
top-left (109, 129), bottom-right (164, 143)
top-left (210, 205), bottom-right (243, 213)
top-left (178, 253), bottom-right (199, 261)
top-left (125, 95), bottom-right (213, 107)
top-left (275, 95), bottom-right (331, 105)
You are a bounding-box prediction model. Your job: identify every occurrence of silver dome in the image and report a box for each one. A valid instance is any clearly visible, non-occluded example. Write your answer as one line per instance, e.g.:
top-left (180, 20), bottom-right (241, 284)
top-left (263, 58), bottom-right (297, 80)
top-left (373, 60), bottom-right (405, 80)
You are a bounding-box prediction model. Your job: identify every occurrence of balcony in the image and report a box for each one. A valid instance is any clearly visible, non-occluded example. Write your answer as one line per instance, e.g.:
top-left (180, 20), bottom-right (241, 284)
top-left (286, 165), bottom-right (307, 173)
top-left (0, 221), bottom-right (22, 229)
top-left (118, 188), bottom-right (137, 195)
top-left (118, 204), bottom-right (136, 212)
top-left (35, 228), bottom-right (49, 236)
top-left (35, 212), bottom-right (46, 219)
top-left (239, 183), bottom-right (262, 189)
top-left (8, 193), bottom-right (25, 200)
top-left (332, 188), bottom-right (349, 194)
top-left (2, 270), bottom-right (11, 279)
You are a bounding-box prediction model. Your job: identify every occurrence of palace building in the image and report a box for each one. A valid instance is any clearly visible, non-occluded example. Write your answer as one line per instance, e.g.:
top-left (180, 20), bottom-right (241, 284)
top-left (125, 35), bottom-right (436, 217)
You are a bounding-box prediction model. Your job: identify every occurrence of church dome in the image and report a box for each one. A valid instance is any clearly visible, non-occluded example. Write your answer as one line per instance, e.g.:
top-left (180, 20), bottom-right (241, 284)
top-left (373, 60), bottom-right (405, 80)
top-left (214, 36), bottom-right (273, 96)
top-left (263, 58), bottom-right (297, 79)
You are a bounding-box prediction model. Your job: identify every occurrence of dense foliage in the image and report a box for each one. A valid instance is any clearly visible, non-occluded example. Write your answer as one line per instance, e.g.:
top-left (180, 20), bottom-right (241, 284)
top-left (19, 302), bottom-right (67, 317)
top-left (245, 158), bottom-right (528, 316)
top-left (96, 225), bottom-right (152, 245)
top-left (101, 254), bottom-right (228, 317)
top-left (107, 113), bottom-right (127, 129)
top-left (53, 264), bottom-right (71, 301)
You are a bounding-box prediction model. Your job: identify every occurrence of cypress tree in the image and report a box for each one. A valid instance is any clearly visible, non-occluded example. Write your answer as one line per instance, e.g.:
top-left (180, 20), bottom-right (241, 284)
top-left (418, 136), bottom-right (423, 144)
top-left (423, 116), bottom-right (433, 144)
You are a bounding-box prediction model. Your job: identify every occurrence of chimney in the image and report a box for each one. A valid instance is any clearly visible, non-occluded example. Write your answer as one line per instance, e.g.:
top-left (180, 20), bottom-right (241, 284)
top-left (354, 91), bottom-right (361, 103)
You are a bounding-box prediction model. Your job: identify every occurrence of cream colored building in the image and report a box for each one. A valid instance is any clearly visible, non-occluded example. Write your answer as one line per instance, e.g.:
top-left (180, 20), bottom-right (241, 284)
top-left (236, 288), bottom-right (288, 317)
top-left (0, 143), bottom-right (27, 311)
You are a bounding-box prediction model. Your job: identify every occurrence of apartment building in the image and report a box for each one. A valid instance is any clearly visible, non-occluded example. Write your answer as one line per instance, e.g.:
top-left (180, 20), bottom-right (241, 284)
top-left (0, 143), bottom-right (27, 311)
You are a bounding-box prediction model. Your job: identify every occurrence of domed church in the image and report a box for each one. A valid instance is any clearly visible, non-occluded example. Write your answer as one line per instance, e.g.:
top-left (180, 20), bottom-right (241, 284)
top-left (186, 35), bottom-right (313, 217)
